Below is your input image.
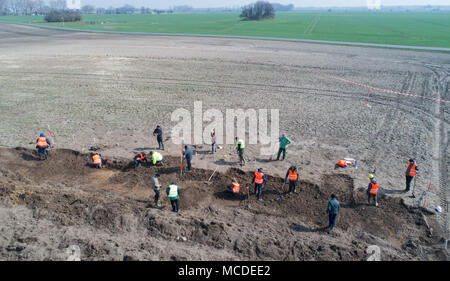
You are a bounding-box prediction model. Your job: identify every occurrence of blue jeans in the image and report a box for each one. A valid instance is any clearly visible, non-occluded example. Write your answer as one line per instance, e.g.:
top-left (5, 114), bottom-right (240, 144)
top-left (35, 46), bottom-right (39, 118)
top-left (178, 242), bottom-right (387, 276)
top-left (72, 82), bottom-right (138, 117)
top-left (186, 158), bottom-right (192, 171)
top-left (255, 184), bottom-right (263, 200)
top-left (212, 143), bottom-right (216, 154)
top-left (328, 213), bottom-right (337, 230)
top-left (154, 189), bottom-right (160, 204)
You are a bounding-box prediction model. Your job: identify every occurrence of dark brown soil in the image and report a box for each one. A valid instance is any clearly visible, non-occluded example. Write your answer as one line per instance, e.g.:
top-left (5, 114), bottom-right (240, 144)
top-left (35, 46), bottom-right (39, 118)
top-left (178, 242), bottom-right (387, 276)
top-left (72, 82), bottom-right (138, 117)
top-left (0, 147), bottom-right (447, 261)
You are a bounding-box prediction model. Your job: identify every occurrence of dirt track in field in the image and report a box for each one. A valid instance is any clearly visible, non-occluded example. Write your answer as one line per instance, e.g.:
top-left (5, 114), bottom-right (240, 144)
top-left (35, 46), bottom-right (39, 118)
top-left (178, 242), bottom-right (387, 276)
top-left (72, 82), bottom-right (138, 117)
top-left (0, 23), bottom-right (448, 260)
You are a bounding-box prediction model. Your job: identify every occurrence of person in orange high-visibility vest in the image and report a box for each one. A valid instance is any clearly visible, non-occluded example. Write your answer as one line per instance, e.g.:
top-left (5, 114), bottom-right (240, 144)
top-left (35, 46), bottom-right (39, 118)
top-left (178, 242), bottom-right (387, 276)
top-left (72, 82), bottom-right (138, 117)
top-left (227, 178), bottom-right (240, 195)
top-left (92, 153), bottom-right (102, 169)
top-left (35, 133), bottom-right (51, 160)
top-left (284, 166), bottom-right (299, 193)
top-left (252, 168), bottom-right (266, 201)
top-left (367, 174), bottom-right (379, 207)
top-left (133, 152), bottom-right (148, 170)
top-left (405, 159), bottom-right (419, 192)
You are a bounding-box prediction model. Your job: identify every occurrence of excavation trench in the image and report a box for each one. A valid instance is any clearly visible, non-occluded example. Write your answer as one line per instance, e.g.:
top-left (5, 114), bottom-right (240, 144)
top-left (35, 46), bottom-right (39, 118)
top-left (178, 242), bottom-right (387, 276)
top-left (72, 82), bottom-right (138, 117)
top-left (0, 147), bottom-right (446, 260)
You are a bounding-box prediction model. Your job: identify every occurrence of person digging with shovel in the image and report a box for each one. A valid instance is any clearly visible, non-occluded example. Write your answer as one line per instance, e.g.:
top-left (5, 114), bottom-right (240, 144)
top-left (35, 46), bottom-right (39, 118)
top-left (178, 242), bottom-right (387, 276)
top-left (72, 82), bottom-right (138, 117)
top-left (36, 133), bottom-right (51, 160)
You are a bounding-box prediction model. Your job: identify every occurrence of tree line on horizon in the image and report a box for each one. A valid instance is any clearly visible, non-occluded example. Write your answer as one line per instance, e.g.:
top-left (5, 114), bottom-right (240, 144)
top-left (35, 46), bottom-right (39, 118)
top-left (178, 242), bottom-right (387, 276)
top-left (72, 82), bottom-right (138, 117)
top-left (0, 0), bottom-right (294, 16)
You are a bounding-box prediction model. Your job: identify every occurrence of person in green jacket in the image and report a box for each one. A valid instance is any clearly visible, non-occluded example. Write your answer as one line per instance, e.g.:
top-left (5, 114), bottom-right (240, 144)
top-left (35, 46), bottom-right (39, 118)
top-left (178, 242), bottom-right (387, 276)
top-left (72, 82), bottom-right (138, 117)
top-left (277, 133), bottom-right (292, 161)
top-left (166, 181), bottom-right (180, 213)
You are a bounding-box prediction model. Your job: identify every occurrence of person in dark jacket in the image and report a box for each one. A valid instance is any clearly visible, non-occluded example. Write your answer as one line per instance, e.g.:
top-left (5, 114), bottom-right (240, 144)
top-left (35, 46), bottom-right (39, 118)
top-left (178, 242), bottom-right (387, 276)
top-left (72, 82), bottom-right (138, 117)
top-left (153, 125), bottom-right (164, 150)
top-left (326, 194), bottom-right (340, 232)
top-left (183, 145), bottom-right (193, 171)
top-left (133, 152), bottom-right (148, 170)
top-left (166, 181), bottom-right (180, 213)
top-left (36, 133), bottom-right (51, 160)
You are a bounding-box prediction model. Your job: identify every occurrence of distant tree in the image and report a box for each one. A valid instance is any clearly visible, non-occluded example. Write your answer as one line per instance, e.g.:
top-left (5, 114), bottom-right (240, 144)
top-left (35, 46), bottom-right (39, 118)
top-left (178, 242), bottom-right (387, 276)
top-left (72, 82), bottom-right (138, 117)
top-left (44, 9), bottom-right (81, 22)
top-left (173, 5), bottom-right (193, 12)
top-left (116, 4), bottom-right (135, 14)
top-left (0, 0), bottom-right (9, 15)
top-left (140, 6), bottom-right (152, 14)
top-left (96, 7), bottom-right (105, 14)
top-left (271, 3), bottom-right (294, 11)
top-left (240, 1), bottom-right (274, 21)
top-left (81, 5), bottom-right (95, 14)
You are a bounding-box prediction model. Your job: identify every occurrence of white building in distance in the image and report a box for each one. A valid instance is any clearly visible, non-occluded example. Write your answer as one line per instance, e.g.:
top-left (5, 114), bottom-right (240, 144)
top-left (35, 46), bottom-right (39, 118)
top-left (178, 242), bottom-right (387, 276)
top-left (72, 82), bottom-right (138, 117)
top-left (66, 0), bottom-right (81, 10)
top-left (366, 0), bottom-right (381, 10)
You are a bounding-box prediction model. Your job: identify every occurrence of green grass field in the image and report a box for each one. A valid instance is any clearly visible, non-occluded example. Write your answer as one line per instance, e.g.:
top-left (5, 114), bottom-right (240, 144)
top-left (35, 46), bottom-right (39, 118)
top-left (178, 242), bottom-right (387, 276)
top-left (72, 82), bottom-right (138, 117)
top-left (1, 11), bottom-right (450, 48)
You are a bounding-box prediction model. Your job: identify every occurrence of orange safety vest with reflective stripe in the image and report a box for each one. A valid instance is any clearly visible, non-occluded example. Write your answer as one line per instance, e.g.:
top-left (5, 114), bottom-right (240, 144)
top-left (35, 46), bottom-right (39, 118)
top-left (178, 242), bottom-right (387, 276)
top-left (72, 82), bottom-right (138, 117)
top-left (138, 153), bottom-right (145, 160)
top-left (337, 160), bottom-right (347, 167)
top-left (254, 172), bottom-right (264, 184)
top-left (232, 182), bottom-right (240, 193)
top-left (369, 181), bottom-right (379, 194)
top-left (92, 155), bottom-right (101, 165)
top-left (37, 137), bottom-right (48, 147)
top-left (289, 170), bottom-right (298, 181)
top-left (406, 163), bottom-right (417, 177)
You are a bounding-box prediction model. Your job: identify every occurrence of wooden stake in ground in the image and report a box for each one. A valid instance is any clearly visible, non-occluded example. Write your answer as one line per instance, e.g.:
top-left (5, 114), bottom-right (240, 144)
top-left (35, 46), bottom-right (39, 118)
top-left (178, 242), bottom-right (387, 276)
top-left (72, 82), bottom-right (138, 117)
top-left (47, 125), bottom-right (55, 148)
top-left (180, 145), bottom-right (183, 177)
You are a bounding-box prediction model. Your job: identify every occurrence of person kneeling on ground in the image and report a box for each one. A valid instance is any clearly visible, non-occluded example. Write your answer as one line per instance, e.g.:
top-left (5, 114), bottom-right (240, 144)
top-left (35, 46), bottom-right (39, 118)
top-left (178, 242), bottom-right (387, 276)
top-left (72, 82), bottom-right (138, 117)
top-left (92, 152), bottom-right (102, 169)
top-left (335, 159), bottom-right (348, 169)
top-left (149, 151), bottom-right (163, 166)
top-left (134, 152), bottom-right (148, 170)
top-left (227, 178), bottom-right (240, 195)
top-left (367, 174), bottom-right (379, 207)
top-left (36, 133), bottom-right (51, 160)
top-left (166, 181), bottom-right (180, 213)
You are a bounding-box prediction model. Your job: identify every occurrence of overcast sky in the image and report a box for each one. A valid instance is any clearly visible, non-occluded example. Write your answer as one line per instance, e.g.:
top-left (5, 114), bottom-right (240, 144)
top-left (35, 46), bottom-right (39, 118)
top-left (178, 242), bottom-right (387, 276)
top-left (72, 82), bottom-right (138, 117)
top-left (81, 0), bottom-right (450, 9)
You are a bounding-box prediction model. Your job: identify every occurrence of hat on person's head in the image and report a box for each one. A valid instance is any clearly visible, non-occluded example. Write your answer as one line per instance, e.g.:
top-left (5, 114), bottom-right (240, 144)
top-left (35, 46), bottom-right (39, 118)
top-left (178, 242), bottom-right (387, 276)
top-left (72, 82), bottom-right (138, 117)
top-left (40, 133), bottom-right (45, 137)
top-left (171, 181), bottom-right (176, 185)
top-left (409, 158), bottom-right (415, 163)
top-left (258, 168), bottom-right (263, 172)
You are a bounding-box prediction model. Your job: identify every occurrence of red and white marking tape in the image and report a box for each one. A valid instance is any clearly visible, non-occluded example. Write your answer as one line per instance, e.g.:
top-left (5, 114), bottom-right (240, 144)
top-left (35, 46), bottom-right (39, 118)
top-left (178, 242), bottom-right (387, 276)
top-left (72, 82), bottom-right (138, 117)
top-left (263, 62), bottom-right (450, 104)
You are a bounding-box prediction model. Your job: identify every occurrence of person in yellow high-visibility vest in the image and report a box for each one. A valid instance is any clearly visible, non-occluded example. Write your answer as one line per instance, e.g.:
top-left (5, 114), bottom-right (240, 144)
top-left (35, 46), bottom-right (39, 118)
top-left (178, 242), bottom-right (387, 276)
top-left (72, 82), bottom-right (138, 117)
top-left (166, 181), bottom-right (180, 213)
top-left (235, 137), bottom-right (246, 167)
top-left (149, 151), bottom-right (163, 166)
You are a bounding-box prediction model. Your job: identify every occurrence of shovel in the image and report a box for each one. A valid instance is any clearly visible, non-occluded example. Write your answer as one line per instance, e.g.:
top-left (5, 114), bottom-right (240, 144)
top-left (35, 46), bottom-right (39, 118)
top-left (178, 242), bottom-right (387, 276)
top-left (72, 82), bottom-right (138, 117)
top-left (247, 186), bottom-right (251, 209)
top-left (276, 182), bottom-right (286, 201)
top-left (411, 176), bottom-right (417, 198)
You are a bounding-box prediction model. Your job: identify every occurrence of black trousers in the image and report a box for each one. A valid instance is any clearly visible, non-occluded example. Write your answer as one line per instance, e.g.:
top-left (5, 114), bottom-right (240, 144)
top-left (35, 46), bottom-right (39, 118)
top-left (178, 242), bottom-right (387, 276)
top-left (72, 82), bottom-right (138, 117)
top-left (170, 199), bottom-right (179, 212)
top-left (405, 175), bottom-right (414, 191)
top-left (288, 181), bottom-right (298, 193)
top-left (157, 138), bottom-right (164, 150)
